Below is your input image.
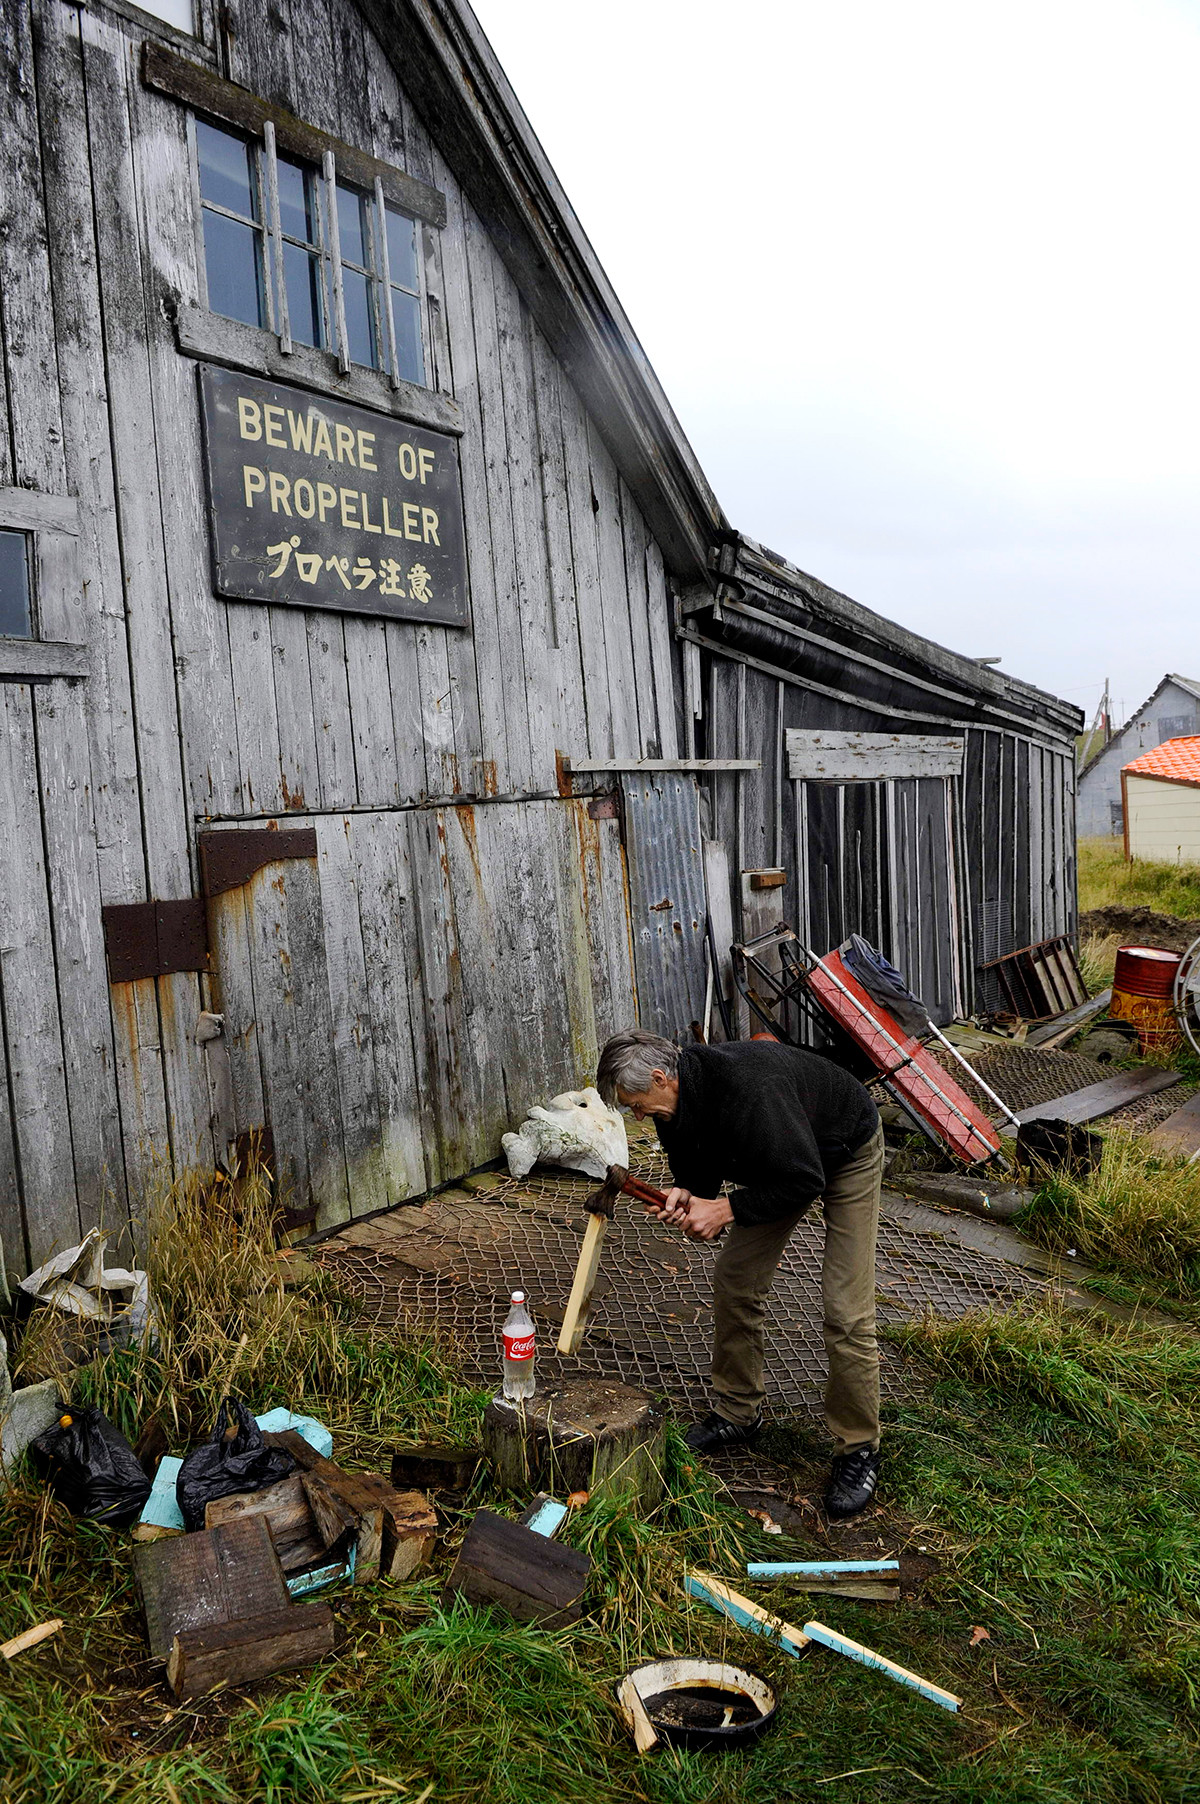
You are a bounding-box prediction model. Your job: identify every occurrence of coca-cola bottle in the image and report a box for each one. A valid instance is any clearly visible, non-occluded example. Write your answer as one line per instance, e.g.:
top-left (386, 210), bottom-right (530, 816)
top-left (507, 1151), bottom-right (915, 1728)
top-left (502, 1290), bottom-right (536, 1400)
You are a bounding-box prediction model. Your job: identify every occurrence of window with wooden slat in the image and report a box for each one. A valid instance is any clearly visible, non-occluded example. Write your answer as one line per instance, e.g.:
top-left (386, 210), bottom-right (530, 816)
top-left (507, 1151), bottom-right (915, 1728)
top-left (194, 117), bottom-right (428, 389)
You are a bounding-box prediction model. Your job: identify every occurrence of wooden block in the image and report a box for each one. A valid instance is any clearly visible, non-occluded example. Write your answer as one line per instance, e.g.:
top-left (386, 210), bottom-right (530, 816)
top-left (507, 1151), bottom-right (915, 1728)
top-left (132, 1517), bottom-right (289, 1661)
top-left (205, 1474), bottom-right (327, 1573)
top-left (615, 1674), bottom-right (659, 1753)
top-left (390, 1445), bottom-right (481, 1491)
top-left (379, 1488), bottom-right (438, 1580)
top-left (167, 1603), bottom-right (335, 1700)
top-left (683, 1572), bottom-right (811, 1658)
top-left (300, 1470), bottom-right (361, 1550)
top-left (444, 1508), bottom-right (590, 1626)
top-left (802, 1619), bottom-right (961, 1712)
top-left (556, 1212), bottom-right (608, 1354)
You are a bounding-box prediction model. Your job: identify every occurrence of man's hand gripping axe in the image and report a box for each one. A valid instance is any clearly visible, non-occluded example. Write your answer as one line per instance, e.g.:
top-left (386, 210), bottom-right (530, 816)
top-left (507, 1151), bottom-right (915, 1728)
top-left (556, 1164), bottom-right (668, 1355)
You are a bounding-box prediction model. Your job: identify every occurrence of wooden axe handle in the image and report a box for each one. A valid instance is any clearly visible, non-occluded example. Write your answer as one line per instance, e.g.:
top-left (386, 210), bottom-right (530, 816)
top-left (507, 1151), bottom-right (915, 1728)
top-left (620, 1173), bottom-right (668, 1208)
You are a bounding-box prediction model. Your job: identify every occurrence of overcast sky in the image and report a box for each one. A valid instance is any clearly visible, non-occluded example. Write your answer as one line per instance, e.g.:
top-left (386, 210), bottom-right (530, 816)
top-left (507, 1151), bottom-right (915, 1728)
top-left (471, 0), bottom-right (1200, 729)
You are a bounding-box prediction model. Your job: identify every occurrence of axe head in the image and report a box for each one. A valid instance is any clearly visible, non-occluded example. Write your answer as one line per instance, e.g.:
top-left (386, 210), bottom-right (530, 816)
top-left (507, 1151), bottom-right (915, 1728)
top-left (585, 1163), bottom-right (629, 1221)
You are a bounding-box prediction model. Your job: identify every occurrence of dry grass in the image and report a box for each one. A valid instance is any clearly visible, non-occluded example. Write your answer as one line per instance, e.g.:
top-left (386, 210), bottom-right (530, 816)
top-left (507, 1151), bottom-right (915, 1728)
top-left (1020, 1127), bottom-right (1200, 1299)
top-left (1077, 930), bottom-right (1120, 996)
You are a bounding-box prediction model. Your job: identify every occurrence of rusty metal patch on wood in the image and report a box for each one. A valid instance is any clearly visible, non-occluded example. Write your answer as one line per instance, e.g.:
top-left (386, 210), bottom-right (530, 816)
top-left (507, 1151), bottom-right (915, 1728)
top-left (198, 827), bottom-right (317, 897)
top-left (103, 899), bottom-right (209, 983)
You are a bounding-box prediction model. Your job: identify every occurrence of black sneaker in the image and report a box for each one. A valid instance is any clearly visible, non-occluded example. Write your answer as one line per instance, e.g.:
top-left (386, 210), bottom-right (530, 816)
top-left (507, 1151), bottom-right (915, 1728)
top-left (824, 1447), bottom-right (881, 1519)
top-left (684, 1411), bottom-right (762, 1454)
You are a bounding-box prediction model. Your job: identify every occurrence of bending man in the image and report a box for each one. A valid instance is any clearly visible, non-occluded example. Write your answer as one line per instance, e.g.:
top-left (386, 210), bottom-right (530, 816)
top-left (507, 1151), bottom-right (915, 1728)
top-left (596, 1028), bottom-right (885, 1520)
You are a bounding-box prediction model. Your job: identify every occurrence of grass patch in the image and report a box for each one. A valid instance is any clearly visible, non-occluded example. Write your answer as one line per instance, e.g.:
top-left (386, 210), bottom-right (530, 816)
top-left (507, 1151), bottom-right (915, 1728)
top-left (1078, 930), bottom-right (1121, 995)
top-left (5, 1169), bottom-right (1200, 1801)
top-left (1079, 837), bottom-right (1200, 919)
top-left (1020, 1128), bottom-right (1200, 1299)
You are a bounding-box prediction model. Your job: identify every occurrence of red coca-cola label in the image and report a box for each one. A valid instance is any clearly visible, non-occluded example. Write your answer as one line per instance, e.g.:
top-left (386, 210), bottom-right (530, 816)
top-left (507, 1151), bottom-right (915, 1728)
top-left (504, 1331), bottom-right (535, 1361)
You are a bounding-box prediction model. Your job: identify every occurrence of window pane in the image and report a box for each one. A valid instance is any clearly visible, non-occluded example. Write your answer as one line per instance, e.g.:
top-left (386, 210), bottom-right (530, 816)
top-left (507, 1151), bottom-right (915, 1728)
top-left (197, 120), bottom-right (257, 219)
top-left (336, 184), bottom-right (368, 267)
top-left (0, 531), bottom-right (31, 638)
top-left (277, 158), bottom-right (318, 246)
top-left (202, 209), bottom-right (266, 327)
top-left (386, 207), bottom-right (419, 293)
top-left (138, 0), bottom-right (194, 30)
top-left (391, 287), bottom-right (425, 386)
top-left (342, 268), bottom-right (377, 366)
top-left (284, 242), bottom-right (327, 348)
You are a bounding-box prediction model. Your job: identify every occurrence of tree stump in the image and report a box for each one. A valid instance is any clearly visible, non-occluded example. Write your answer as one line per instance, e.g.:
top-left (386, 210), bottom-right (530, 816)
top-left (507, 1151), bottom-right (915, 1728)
top-left (484, 1378), bottom-right (665, 1506)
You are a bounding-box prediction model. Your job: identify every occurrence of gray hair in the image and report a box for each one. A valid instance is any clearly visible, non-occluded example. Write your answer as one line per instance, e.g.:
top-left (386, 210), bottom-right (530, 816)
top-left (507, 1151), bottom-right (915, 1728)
top-left (596, 1029), bottom-right (680, 1104)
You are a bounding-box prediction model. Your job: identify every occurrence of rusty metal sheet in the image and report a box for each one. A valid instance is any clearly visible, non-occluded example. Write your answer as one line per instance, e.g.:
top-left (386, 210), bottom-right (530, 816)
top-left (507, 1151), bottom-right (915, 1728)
top-left (198, 827), bottom-right (317, 897)
top-left (103, 899), bottom-right (209, 982)
top-left (619, 774), bottom-right (707, 1042)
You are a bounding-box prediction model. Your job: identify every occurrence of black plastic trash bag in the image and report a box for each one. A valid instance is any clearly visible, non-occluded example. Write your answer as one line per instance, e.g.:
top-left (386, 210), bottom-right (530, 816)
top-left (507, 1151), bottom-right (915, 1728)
top-left (30, 1404), bottom-right (153, 1528)
top-left (175, 1398), bottom-right (295, 1531)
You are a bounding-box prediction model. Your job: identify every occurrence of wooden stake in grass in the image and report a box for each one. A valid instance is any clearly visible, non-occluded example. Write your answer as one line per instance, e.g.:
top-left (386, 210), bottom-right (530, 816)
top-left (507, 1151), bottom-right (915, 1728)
top-left (1, 1618), bottom-right (63, 1660)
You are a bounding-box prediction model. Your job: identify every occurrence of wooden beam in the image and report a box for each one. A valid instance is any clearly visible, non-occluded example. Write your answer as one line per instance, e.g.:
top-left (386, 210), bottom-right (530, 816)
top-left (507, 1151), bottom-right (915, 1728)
top-left (132, 1518), bottom-right (289, 1661)
top-left (0, 639), bottom-right (89, 683)
top-left (683, 1572), bottom-right (812, 1659)
top-left (0, 488), bottom-right (78, 534)
top-left (167, 1603), bottom-right (335, 1700)
top-left (802, 1619), bottom-right (961, 1713)
top-left (1014, 1066), bottom-right (1180, 1127)
top-left (1148, 1092), bottom-right (1200, 1157)
top-left (444, 1509), bottom-right (590, 1626)
top-left (556, 1212), bottom-right (607, 1355)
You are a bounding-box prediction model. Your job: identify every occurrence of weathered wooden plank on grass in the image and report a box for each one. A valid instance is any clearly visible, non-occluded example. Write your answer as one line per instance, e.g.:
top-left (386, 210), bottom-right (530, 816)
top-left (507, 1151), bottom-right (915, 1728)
top-left (683, 1573), bottom-right (812, 1659)
top-left (1148, 1092), bottom-right (1200, 1157)
top-left (1013, 1066), bottom-right (1180, 1127)
top-left (802, 1619), bottom-right (961, 1712)
top-left (445, 1510), bottom-right (590, 1627)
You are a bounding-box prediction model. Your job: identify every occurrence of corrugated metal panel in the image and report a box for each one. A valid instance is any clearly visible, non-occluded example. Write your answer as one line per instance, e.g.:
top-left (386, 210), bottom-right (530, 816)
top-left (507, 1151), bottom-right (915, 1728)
top-left (620, 774), bottom-right (708, 1042)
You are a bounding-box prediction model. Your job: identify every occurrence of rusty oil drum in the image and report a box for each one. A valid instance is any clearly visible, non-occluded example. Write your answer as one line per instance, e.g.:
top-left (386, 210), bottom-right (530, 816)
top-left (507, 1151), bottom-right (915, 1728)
top-left (1109, 945), bottom-right (1183, 1052)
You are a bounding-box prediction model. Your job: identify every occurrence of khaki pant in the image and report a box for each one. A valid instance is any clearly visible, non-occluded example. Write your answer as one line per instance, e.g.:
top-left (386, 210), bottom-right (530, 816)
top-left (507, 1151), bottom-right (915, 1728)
top-left (710, 1123), bottom-right (884, 1452)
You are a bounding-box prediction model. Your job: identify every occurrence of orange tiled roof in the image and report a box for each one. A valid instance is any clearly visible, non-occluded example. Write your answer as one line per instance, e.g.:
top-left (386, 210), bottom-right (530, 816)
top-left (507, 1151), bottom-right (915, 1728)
top-left (1123, 737), bottom-right (1200, 784)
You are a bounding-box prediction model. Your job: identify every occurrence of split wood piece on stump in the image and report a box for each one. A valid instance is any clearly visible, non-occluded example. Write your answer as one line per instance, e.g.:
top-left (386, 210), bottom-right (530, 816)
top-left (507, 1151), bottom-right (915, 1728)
top-left (484, 1379), bottom-right (666, 1507)
top-left (167, 1603), bottom-right (335, 1700)
top-left (444, 1508), bottom-right (590, 1627)
top-left (615, 1674), bottom-right (660, 1753)
top-left (557, 1212), bottom-right (608, 1354)
top-left (683, 1573), bottom-right (812, 1659)
top-left (133, 1517), bottom-right (289, 1661)
top-left (390, 1444), bottom-right (481, 1492)
top-left (205, 1474), bottom-right (327, 1573)
top-left (803, 1619), bottom-right (961, 1712)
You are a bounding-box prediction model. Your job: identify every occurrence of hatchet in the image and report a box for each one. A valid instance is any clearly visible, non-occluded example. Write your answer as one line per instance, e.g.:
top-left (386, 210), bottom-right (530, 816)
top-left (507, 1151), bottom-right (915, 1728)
top-left (556, 1164), bottom-right (669, 1355)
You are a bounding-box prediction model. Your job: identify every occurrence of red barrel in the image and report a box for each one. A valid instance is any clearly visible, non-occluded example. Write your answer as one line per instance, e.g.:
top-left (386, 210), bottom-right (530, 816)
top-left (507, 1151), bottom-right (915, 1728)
top-left (1110, 945), bottom-right (1182, 1051)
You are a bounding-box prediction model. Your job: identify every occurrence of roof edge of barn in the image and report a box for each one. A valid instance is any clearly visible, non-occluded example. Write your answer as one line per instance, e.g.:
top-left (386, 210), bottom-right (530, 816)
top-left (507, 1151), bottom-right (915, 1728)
top-left (362, 0), bottom-right (728, 581)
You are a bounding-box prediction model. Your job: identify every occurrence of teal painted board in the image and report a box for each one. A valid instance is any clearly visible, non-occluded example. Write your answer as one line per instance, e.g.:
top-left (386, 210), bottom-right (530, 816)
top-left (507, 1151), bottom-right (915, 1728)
top-left (138, 1454), bottom-right (185, 1532)
top-left (747, 1559), bottom-right (899, 1579)
top-left (255, 1408), bottom-right (333, 1458)
top-left (803, 1620), bottom-right (960, 1712)
top-left (683, 1574), bottom-right (809, 1659)
top-left (525, 1499), bottom-right (568, 1539)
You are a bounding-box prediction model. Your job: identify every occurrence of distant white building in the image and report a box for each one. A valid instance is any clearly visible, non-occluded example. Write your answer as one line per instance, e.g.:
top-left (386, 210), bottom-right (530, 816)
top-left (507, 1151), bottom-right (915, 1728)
top-left (1078, 674), bottom-right (1200, 837)
top-left (1122, 739), bottom-right (1200, 863)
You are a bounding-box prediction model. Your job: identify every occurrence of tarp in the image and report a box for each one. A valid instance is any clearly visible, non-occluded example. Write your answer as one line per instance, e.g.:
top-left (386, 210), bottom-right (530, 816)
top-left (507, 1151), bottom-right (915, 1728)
top-left (840, 935), bottom-right (932, 1041)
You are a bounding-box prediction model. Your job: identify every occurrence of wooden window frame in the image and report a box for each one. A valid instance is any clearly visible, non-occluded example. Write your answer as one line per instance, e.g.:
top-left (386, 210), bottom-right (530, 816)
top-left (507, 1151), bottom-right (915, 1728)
top-left (159, 45), bottom-right (440, 400)
top-left (0, 490), bottom-right (88, 684)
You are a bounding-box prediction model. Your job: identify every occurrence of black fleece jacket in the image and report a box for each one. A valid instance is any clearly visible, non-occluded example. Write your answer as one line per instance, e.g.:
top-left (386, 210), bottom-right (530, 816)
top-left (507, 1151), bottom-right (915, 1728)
top-left (654, 1042), bottom-right (879, 1227)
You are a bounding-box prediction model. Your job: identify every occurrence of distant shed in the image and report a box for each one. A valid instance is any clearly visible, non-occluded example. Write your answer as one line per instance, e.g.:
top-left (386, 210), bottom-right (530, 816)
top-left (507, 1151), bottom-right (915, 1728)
top-left (1122, 739), bottom-right (1200, 863)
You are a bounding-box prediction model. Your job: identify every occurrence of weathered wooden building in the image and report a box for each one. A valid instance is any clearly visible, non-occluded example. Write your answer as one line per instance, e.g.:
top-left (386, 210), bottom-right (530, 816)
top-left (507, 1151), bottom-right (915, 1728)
top-left (0, 0), bottom-right (1081, 1274)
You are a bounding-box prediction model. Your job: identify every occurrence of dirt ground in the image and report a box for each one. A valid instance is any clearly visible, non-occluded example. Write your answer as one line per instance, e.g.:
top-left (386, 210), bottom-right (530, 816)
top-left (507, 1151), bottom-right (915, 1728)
top-left (1080, 903), bottom-right (1200, 953)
